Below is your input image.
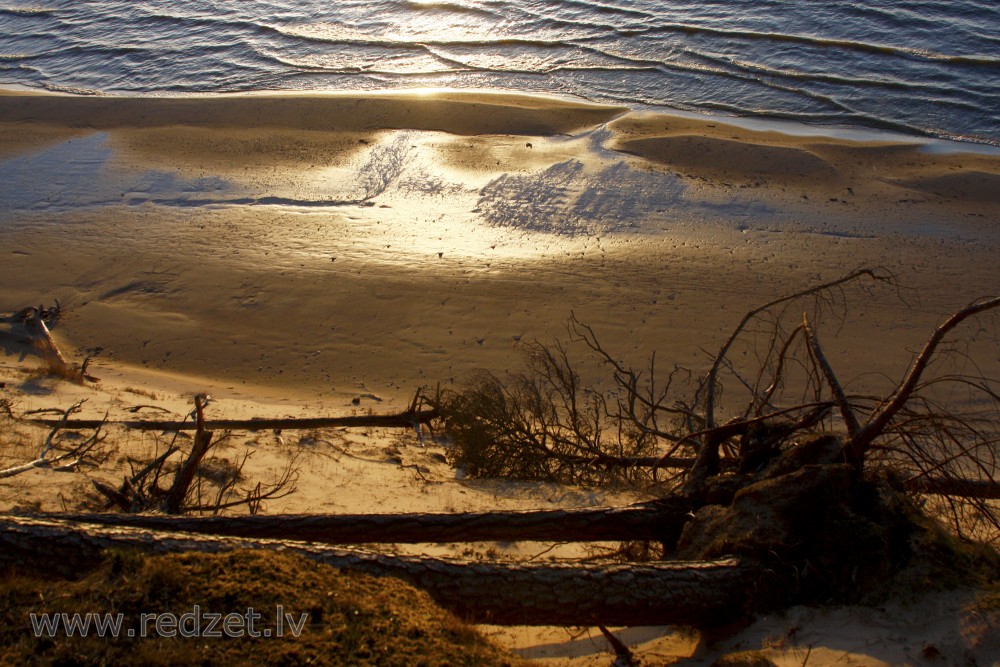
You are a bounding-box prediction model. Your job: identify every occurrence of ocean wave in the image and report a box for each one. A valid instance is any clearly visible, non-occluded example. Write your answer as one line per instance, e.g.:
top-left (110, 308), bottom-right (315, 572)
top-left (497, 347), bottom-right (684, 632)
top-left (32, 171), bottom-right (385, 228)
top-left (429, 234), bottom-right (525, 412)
top-left (424, 40), bottom-right (660, 74)
top-left (966, 29), bottom-right (1000, 47)
top-left (254, 46), bottom-right (464, 75)
top-left (627, 23), bottom-right (1000, 67)
top-left (404, 0), bottom-right (500, 18)
top-left (138, 10), bottom-right (284, 41)
top-left (549, 0), bottom-right (655, 21)
top-left (257, 42), bottom-right (659, 78)
top-left (39, 83), bottom-right (103, 95)
top-left (0, 62), bottom-right (42, 78)
top-left (0, 0), bottom-right (997, 146)
top-left (272, 22), bottom-right (601, 49)
top-left (691, 96), bottom-right (939, 139)
top-left (39, 43), bottom-right (149, 59)
top-left (697, 53), bottom-right (931, 91)
top-left (573, 43), bottom-right (668, 69)
top-left (0, 6), bottom-right (56, 17)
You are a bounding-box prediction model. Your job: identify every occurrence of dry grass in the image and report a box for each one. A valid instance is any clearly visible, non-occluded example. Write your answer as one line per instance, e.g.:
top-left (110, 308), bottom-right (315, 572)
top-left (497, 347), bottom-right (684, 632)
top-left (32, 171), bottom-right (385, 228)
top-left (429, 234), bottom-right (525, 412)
top-left (0, 550), bottom-right (522, 666)
top-left (123, 386), bottom-right (161, 400)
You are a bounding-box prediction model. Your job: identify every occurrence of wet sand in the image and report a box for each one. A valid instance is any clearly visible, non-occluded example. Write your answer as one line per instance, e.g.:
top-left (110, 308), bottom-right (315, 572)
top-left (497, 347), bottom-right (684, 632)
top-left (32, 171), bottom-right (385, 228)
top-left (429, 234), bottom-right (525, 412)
top-left (2, 89), bottom-right (999, 415)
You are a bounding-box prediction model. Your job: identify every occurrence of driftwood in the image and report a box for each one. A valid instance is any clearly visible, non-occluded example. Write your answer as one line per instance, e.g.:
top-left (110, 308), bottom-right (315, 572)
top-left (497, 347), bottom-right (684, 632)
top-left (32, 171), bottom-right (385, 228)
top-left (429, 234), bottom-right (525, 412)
top-left (0, 515), bottom-right (751, 627)
top-left (21, 313), bottom-right (69, 372)
top-left (438, 275), bottom-right (1000, 540)
top-left (45, 472), bottom-right (998, 544)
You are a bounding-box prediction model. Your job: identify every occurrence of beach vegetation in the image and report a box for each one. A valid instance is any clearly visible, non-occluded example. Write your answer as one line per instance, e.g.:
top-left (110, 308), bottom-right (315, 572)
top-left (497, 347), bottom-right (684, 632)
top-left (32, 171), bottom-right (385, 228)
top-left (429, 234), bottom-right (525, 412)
top-left (0, 550), bottom-right (519, 667)
top-left (433, 268), bottom-right (1000, 609)
top-left (88, 395), bottom-right (299, 515)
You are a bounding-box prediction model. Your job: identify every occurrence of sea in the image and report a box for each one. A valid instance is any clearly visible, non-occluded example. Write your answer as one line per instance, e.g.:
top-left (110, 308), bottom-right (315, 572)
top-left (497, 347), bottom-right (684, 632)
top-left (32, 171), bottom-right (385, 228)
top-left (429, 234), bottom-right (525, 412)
top-left (1, 0), bottom-right (999, 146)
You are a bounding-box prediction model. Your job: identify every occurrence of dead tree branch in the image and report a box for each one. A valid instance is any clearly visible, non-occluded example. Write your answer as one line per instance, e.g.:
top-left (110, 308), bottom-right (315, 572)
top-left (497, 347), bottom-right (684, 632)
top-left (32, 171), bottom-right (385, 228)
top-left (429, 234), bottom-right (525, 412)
top-left (0, 402), bottom-right (107, 479)
top-left (848, 296), bottom-right (1000, 467)
top-left (598, 626), bottom-right (640, 667)
top-left (24, 408), bottom-right (440, 432)
top-left (699, 268), bottom-right (892, 431)
top-left (802, 313), bottom-right (861, 441)
top-left (35, 499), bottom-right (694, 545)
top-left (91, 398), bottom-right (300, 516)
top-left (9, 304), bottom-right (98, 383)
top-left (436, 270), bottom-right (1000, 543)
top-left (162, 395), bottom-right (214, 514)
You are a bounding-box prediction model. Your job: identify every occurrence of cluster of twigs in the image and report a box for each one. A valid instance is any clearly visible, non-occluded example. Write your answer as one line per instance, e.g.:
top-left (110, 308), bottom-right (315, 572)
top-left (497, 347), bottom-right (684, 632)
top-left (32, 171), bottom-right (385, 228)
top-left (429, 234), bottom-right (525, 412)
top-left (435, 269), bottom-right (1000, 543)
top-left (0, 392), bottom-right (300, 516)
top-left (91, 395), bottom-right (299, 516)
top-left (440, 341), bottom-right (659, 486)
top-left (0, 401), bottom-right (109, 479)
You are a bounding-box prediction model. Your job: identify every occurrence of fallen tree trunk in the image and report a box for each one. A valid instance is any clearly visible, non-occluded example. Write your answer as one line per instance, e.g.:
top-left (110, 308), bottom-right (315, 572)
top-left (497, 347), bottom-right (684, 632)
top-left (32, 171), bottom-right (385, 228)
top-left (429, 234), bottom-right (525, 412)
top-left (24, 408), bottom-right (440, 432)
top-left (42, 499), bottom-right (693, 545)
top-left (0, 515), bottom-right (752, 627)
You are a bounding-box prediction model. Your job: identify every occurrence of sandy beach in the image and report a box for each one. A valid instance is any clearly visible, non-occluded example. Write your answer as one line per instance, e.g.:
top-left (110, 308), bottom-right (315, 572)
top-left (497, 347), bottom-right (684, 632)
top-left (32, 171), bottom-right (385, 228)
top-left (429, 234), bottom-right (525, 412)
top-left (2, 89), bottom-right (999, 664)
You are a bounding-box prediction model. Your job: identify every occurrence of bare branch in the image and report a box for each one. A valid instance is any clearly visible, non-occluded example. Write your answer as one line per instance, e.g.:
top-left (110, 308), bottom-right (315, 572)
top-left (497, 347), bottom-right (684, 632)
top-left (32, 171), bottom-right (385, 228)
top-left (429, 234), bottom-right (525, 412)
top-left (700, 268), bottom-right (891, 430)
top-left (850, 296), bottom-right (1000, 465)
top-left (162, 394), bottom-right (215, 514)
top-left (0, 404), bottom-right (107, 479)
top-left (801, 313), bottom-right (861, 444)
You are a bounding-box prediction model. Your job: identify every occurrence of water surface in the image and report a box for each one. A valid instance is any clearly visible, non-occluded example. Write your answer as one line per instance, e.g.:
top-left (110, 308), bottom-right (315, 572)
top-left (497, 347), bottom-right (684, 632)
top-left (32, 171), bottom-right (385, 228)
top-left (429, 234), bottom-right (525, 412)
top-left (1, 0), bottom-right (998, 145)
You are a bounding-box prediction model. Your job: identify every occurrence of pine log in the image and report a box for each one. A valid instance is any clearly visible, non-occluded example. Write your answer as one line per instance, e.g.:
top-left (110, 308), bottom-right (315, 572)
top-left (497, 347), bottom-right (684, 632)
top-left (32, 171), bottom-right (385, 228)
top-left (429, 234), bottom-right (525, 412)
top-left (0, 515), bottom-right (752, 627)
top-left (42, 500), bottom-right (692, 545)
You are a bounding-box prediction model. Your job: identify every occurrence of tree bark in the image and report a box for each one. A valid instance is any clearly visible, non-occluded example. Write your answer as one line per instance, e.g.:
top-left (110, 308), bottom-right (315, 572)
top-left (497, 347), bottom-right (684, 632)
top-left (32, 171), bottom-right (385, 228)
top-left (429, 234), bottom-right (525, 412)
top-left (0, 515), bottom-right (752, 627)
top-left (43, 499), bottom-right (693, 545)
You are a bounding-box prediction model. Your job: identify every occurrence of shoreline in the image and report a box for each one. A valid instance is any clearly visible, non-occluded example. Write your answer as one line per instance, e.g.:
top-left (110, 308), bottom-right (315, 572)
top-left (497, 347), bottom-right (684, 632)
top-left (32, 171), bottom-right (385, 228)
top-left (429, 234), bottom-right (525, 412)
top-left (4, 88), bottom-right (999, 217)
top-left (4, 86), bottom-right (1000, 154)
top-left (0, 88), bottom-right (627, 136)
